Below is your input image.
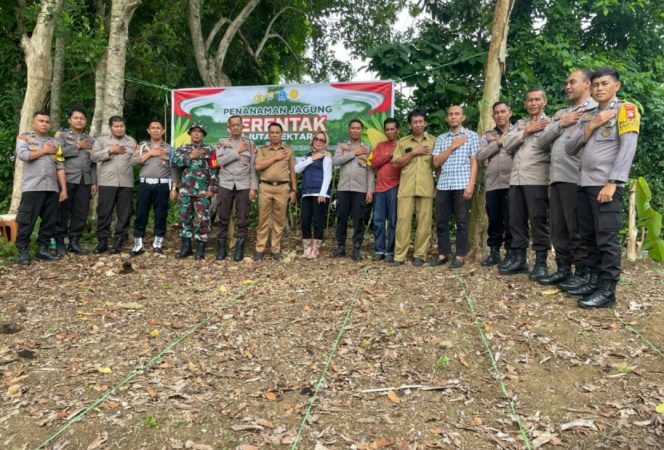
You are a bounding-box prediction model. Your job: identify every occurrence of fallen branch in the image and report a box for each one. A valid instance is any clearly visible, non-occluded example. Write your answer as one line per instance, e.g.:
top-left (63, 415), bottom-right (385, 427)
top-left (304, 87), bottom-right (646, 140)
top-left (356, 383), bottom-right (456, 393)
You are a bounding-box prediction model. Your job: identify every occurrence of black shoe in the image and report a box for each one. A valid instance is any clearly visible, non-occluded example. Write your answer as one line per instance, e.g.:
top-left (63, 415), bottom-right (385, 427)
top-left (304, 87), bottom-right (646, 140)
top-left (17, 248), bottom-right (30, 266)
top-left (109, 238), bottom-right (124, 254)
top-left (429, 256), bottom-right (448, 267)
top-left (352, 247), bottom-right (362, 261)
top-left (558, 264), bottom-right (589, 290)
top-left (373, 253), bottom-right (384, 261)
top-left (272, 252), bottom-right (283, 261)
top-left (194, 240), bottom-right (206, 260)
top-left (498, 248), bottom-right (515, 272)
top-left (390, 260), bottom-right (403, 266)
top-left (331, 247), bottom-right (345, 258)
top-left (55, 238), bottom-right (67, 258)
top-left (254, 252), bottom-right (264, 261)
top-left (216, 238), bottom-right (227, 260)
top-left (566, 272), bottom-right (600, 297)
top-left (578, 279), bottom-right (617, 309)
top-left (384, 254), bottom-right (394, 263)
top-left (233, 238), bottom-right (245, 262)
top-left (36, 245), bottom-right (59, 261)
top-left (528, 251), bottom-right (548, 281)
top-left (68, 236), bottom-right (88, 255)
top-left (499, 249), bottom-right (529, 275)
top-left (450, 257), bottom-right (465, 269)
top-left (538, 259), bottom-right (572, 285)
top-left (94, 238), bottom-right (109, 254)
top-left (412, 257), bottom-right (424, 267)
top-left (481, 247), bottom-right (501, 267)
top-left (176, 238), bottom-right (193, 259)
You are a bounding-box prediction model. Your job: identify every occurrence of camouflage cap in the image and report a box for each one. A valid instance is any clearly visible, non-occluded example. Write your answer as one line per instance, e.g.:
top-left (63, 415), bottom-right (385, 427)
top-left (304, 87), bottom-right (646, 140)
top-left (188, 122), bottom-right (207, 136)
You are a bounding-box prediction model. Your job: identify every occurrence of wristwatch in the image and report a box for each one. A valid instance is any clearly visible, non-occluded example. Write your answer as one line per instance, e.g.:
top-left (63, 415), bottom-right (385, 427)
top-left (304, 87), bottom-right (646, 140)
top-left (608, 180), bottom-right (624, 185)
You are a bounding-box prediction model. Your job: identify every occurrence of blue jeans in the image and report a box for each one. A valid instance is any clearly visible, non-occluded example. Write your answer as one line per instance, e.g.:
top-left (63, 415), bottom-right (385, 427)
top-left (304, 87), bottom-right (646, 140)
top-left (373, 185), bottom-right (398, 255)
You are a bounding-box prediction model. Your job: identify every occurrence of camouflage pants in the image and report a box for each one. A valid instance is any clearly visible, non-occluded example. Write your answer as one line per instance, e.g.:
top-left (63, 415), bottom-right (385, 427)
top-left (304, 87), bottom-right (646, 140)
top-left (179, 195), bottom-right (211, 241)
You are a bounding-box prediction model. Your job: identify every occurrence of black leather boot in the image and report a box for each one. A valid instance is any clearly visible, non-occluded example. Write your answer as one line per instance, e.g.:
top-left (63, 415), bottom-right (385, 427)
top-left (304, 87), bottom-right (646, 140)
top-left (566, 272), bottom-right (600, 297)
top-left (68, 236), bottom-right (88, 255)
top-left (352, 245), bottom-right (362, 261)
top-left (481, 247), bottom-right (501, 267)
top-left (36, 244), bottom-right (59, 261)
top-left (331, 245), bottom-right (345, 258)
top-left (94, 238), bottom-right (109, 254)
top-left (233, 238), bottom-right (245, 262)
top-left (498, 248), bottom-right (515, 272)
top-left (176, 238), bottom-right (193, 259)
top-left (216, 238), bottom-right (227, 260)
top-left (528, 251), bottom-right (549, 281)
top-left (498, 248), bottom-right (528, 275)
top-left (55, 238), bottom-right (67, 258)
top-left (558, 264), bottom-right (589, 291)
top-left (538, 259), bottom-right (571, 285)
top-left (17, 247), bottom-right (31, 266)
top-left (109, 237), bottom-right (124, 254)
top-left (194, 240), bottom-right (206, 260)
top-left (578, 279), bottom-right (617, 309)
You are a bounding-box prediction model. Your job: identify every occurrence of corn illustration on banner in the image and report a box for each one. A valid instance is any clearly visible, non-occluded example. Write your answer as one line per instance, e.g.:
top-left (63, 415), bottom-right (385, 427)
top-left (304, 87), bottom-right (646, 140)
top-left (171, 81), bottom-right (394, 155)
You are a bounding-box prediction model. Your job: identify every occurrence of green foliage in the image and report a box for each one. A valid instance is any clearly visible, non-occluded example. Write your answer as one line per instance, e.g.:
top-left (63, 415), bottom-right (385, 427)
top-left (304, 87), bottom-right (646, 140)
top-left (634, 177), bottom-right (664, 261)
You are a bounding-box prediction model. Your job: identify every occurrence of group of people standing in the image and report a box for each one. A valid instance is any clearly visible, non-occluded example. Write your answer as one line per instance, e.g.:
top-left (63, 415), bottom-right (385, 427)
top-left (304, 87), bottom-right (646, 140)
top-left (13, 66), bottom-right (639, 309)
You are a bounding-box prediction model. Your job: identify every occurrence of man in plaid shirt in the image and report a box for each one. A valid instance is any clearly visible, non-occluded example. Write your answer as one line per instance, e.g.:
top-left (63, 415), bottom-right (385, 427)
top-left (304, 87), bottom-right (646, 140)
top-left (431, 105), bottom-right (479, 268)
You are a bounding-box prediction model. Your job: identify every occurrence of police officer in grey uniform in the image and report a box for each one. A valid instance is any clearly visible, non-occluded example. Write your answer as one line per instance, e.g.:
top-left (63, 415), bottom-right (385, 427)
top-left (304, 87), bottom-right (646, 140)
top-left (566, 67), bottom-right (640, 308)
top-left (15, 111), bottom-right (68, 265)
top-left (54, 107), bottom-right (96, 256)
top-left (537, 70), bottom-right (597, 286)
top-left (499, 88), bottom-right (552, 280)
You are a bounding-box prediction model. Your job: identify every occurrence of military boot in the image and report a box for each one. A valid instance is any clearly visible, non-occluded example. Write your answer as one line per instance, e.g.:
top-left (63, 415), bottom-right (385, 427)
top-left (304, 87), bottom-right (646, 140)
top-left (352, 245), bottom-right (362, 261)
top-left (528, 251), bottom-right (549, 281)
top-left (498, 248), bottom-right (528, 275)
top-left (578, 279), bottom-right (617, 309)
top-left (498, 248), bottom-right (515, 272)
top-left (481, 246), bottom-right (501, 267)
top-left (17, 247), bottom-right (31, 266)
top-left (68, 236), bottom-right (88, 255)
top-left (176, 237), bottom-right (193, 259)
top-left (109, 237), bottom-right (124, 254)
top-left (331, 245), bottom-right (345, 258)
top-left (558, 264), bottom-right (589, 291)
top-left (194, 240), bottom-right (206, 260)
top-left (538, 259), bottom-right (572, 285)
top-left (36, 244), bottom-right (59, 261)
top-left (233, 238), bottom-right (245, 262)
top-left (216, 238), bottom-right (227, 260)
top-left (94, 238), bottom-right (109, 254)
top-left (55, 238), bottom-right (67, 258)
top-left (566, 272), bottom-right (600, 297)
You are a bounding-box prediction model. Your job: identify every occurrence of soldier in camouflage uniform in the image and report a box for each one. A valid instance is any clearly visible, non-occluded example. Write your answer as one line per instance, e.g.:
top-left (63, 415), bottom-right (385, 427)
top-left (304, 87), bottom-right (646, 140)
top-left (172, 123), bottom-right (218, 260)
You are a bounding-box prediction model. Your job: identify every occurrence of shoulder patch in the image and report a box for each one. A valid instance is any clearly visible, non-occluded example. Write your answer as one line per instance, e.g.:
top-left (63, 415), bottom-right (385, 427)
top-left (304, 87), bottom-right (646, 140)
top-left (618, 103), bottom-right (640, 135)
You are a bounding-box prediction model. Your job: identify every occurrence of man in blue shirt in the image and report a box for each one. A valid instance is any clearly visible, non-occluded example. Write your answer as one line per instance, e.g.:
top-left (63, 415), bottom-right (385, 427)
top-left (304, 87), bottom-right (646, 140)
top-left (431, 105), bottom-right (479, 268)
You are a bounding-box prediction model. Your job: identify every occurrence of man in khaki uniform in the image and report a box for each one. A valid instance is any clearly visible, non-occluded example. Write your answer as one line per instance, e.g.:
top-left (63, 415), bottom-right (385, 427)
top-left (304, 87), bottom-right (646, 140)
top-left (391, 109), bottom-right (437, 266)
top-left (254, 122), bottom-right (297, 260)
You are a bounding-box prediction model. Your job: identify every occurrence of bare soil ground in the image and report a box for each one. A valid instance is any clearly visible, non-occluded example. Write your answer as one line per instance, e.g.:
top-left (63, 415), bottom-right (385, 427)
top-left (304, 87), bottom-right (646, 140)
top-left (1, 233), bottom-right (663, 450)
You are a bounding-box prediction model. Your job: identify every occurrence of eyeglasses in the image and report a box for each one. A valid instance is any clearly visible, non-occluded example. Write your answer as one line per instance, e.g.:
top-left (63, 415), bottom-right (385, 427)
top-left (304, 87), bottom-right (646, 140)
top-left (313, 137), bottom-right (327, 143)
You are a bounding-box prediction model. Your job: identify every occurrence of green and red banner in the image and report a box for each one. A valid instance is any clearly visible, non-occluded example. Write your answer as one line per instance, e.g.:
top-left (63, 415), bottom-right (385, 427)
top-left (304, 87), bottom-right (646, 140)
top-left (171, 81), bottom-right (394, 154)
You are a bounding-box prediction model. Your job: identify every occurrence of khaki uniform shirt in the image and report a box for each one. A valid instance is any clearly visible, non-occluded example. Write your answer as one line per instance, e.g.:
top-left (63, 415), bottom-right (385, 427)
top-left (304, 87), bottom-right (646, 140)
top-left (216, 137), bottom-right (258, 191)
top-left (539, 98), bottom-right (598, 184)
top-left (392, 133), bottom-right (437, 198)
top-left (256, 143), bottom-right (296, 183)
top-left (333, 142), bottom-right (375, 193)
top-left (566, 97), bottom-right (640, 186)
top-left (15, 132), bottom-right (64, 193)
top-left (91, 134), bottom-right (137, 188)
top-left (132, 141), bottom-right (176, 180)
top-left (476, 125), bottom-right (514, 191)
top-left (503, 114), bottom-right (551, 186)
top-left (55, 128), bottom-right (97, 185)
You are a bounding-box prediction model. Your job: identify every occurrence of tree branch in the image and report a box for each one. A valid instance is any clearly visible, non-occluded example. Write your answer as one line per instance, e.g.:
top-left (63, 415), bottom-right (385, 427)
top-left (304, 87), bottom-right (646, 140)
top-left (253, 6), bottom-right (300, 59)
top-left (205, 16), bottom-right (230, 53)
top-left (188, 0), bottom-right (212, 84)
top-left (215, 0), bottom-right (260, 71)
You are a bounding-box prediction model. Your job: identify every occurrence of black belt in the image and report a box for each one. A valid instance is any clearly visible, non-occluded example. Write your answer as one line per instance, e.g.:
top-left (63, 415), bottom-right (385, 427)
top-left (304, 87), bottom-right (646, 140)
top-left (260, 180), bottom-right (289, 186)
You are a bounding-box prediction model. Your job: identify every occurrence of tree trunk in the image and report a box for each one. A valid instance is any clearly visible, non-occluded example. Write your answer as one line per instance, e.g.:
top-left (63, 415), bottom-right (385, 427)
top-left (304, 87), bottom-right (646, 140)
top-left (468, 0), bottom-right (515, 262)
top-left (50, 0), bottom-right (65, 129)
top-left (99, 0), bottom-right (142, 136)
top-left (90, 51), bottom-right (107, 137)
top-left (9, 0), bottom-right (57, 213)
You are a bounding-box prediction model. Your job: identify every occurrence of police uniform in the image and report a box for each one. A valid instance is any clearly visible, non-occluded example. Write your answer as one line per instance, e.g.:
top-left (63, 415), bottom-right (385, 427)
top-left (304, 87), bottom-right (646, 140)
top-left (537, 98), bottom-right (597, 285)
top-left (566, 97), bottom-right (640, 307)
top-left (15, 131), bottom-right (65, 264)
top-left (54, 128), bottom-right (96, 254)
top-left (172, 129), bottom-right (218, 259)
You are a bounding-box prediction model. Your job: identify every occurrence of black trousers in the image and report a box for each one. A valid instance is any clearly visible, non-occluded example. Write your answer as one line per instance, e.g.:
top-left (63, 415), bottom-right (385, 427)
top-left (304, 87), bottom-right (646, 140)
top-left (301, 196), bottom-right (328, 239)
top-left (577, 186), bottom-right (623, 281)
top-left (436, 189), bottom-right (470, 256)
top-left (549, 182), bottom-right (586, 264)
top-left (216, 186), bottom-right (250, 239)
top-left (336, 191), bottom-right (366, 247)
top-left (97, 186), bottom-right (133, 240)
top-left (56, 179), bottom-right (91, 239)
top-left (485, 188), bottom-right (511, 250)
top-left (134, 182), bottom-right (170, 238)
top-left (16, 191), bottom-right (59, 249)
top-left (509, 185), bottom-right (550, 252)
